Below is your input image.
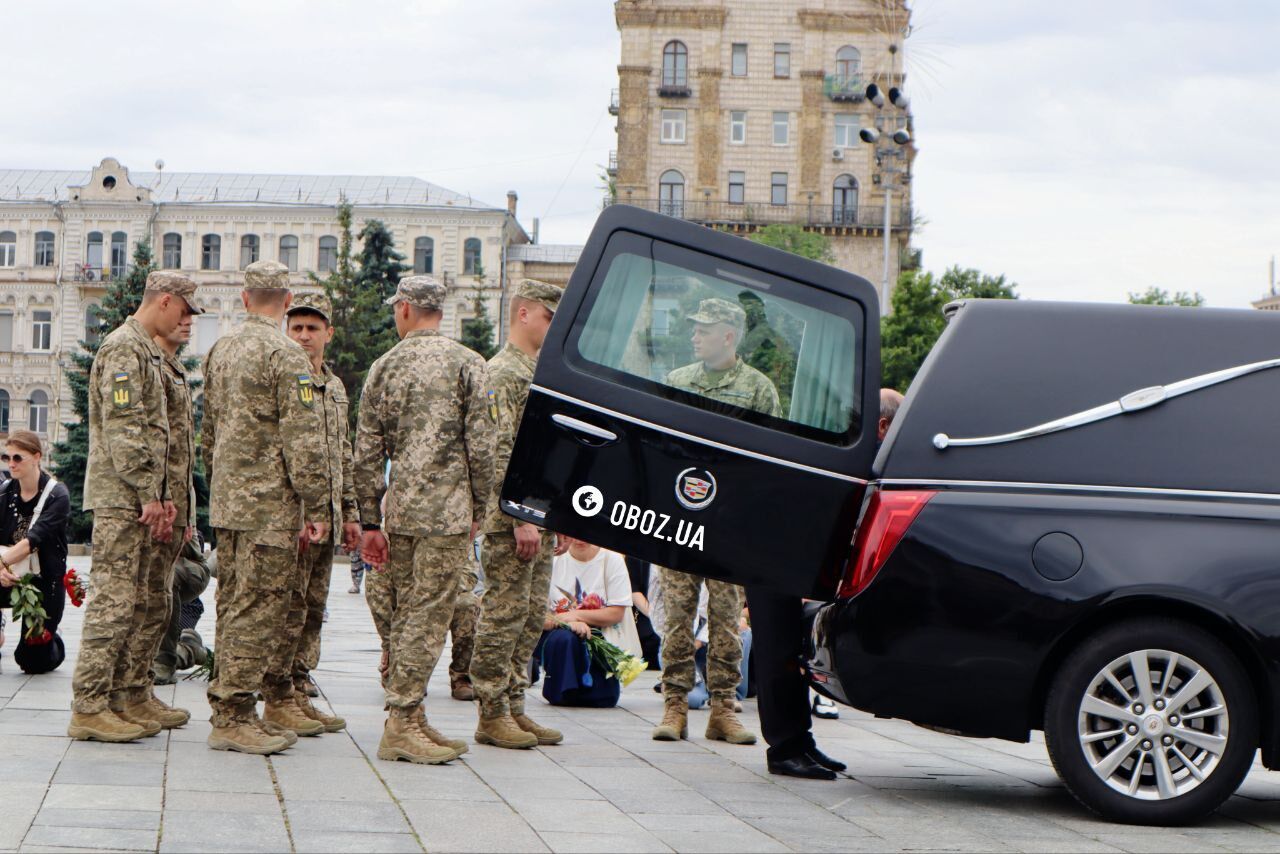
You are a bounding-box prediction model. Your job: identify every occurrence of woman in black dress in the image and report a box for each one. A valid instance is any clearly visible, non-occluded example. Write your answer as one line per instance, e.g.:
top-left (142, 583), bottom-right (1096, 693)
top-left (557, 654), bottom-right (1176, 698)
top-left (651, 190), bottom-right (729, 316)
top-left (0, 430), bottom-right (71, 674)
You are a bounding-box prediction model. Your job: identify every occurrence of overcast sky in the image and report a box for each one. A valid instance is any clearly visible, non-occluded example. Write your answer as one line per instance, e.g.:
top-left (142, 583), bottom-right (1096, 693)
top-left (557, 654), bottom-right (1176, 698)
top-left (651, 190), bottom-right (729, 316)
top-left (3, 1), bottom-right (1277, 307)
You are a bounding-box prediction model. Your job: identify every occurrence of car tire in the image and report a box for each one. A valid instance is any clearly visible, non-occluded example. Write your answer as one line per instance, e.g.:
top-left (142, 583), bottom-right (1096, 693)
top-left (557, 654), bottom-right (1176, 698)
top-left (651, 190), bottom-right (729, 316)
top-left (1044, 617), bottom-right (1257, 825)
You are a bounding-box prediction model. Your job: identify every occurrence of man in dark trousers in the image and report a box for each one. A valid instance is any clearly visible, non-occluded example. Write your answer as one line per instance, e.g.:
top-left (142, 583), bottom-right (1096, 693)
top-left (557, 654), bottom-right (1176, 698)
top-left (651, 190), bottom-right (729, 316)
top-left (750, 388), bottom-right (905, 780)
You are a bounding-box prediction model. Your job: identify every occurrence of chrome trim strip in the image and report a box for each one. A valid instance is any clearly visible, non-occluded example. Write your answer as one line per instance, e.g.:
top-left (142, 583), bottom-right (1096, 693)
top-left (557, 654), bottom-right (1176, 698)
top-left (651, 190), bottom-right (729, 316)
top-left (879, 478), bottom-right (1280, 503)
top-left (530, 384), bottom-right (867, 484)
top-left (551, 413), bottom-right (618, 442)
top-left (501, 499), bottom-right (547, 520)
top-left (932, 357), bottom-right (1280, 450)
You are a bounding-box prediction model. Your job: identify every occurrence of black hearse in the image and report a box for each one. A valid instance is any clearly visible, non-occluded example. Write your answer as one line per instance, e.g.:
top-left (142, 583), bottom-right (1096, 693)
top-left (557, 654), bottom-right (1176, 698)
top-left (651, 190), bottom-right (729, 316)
top-left (502, 204), bottom-right (1280, 825)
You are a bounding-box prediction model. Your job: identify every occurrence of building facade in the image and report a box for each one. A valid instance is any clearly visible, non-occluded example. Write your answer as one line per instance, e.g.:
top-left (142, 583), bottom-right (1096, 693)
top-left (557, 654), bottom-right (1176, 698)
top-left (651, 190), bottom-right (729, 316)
top-left (609, 0), bottom-right (915, 302)
top-left (0, 158), bottom-right (534, 450)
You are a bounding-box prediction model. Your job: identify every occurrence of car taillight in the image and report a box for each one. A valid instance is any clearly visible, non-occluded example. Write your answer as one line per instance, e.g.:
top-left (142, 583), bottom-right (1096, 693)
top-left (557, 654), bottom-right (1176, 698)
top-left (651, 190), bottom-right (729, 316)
top-left (838, 489), bottom-right (935, 599)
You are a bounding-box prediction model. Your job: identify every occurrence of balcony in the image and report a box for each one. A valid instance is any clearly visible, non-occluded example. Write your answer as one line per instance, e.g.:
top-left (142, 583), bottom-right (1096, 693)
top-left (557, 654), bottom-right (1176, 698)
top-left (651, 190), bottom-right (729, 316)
top-left (71, 263), bottom-right (132, 283)
top-left (607, 151), bottom-right (618, 177)
top-left (824, 74), bottom-right (864, 102)
top-left (606, 198), bottom-right (912, 231)
top-left (657, 80), bottom-right (692, 98)
top-left (608, 89), bottom-right (620, 115)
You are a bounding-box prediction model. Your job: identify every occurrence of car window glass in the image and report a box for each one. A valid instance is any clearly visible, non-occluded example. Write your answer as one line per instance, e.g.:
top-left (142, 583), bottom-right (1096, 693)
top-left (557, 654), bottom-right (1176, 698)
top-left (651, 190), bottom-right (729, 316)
top-left (569, 232), bottom-right (862, 444)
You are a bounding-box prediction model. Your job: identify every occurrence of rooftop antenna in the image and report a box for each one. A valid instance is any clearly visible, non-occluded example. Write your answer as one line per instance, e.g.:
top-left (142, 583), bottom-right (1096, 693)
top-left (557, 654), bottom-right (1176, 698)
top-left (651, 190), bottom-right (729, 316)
top-left (1271, 255), bottom-right (1276, 297)
top-left (155, 159), bottom-right (165, 196)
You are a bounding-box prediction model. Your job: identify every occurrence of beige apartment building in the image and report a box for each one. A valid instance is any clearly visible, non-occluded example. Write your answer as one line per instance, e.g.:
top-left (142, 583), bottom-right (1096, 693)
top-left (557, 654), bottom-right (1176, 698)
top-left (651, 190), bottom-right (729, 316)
top-left (0, 157), bottom-right (550, 449)
top-left (609, 0), bottom-right (915, 301)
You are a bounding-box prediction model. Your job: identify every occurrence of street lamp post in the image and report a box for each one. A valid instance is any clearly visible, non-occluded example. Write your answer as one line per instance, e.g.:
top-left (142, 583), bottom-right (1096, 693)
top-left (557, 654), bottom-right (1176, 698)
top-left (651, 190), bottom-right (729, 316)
top-left (859, 84), bottom-right (911, 307)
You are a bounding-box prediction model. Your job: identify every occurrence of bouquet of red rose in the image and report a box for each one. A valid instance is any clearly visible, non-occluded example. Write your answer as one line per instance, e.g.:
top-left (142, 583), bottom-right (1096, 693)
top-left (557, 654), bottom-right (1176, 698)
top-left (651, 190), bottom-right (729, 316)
top-left (63, 569), bottom-right (86, 608)
top-left (11, 575), bottom-right (51, 645)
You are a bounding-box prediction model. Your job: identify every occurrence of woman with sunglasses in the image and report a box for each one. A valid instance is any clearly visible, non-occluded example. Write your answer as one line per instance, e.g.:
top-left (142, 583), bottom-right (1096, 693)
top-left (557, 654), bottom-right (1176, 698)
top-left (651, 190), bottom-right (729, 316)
top-left (0, 430), bottom-right (72, 674)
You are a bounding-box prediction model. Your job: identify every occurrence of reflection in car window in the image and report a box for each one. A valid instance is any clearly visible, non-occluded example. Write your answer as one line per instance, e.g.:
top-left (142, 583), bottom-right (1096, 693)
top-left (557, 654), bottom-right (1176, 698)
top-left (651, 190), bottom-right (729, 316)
top-left (573, 237), bottom-right (860, 443)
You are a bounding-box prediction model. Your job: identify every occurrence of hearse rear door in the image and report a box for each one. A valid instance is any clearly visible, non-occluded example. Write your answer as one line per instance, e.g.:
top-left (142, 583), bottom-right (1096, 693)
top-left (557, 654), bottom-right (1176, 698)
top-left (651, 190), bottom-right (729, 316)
top-left (501, 205), bottom-right (881, 599)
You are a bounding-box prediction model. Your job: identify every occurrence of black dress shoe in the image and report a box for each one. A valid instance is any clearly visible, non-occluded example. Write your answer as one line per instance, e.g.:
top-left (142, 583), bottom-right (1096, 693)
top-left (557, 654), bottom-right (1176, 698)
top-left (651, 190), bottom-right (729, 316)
top-left (807, 748), bottom-right (847, 773)
top-left (767, 754), bottom-right (838, 781)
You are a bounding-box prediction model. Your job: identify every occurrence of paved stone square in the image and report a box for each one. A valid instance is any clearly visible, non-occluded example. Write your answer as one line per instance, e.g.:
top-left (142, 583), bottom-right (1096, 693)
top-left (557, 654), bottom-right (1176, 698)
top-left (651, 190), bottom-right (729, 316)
top-left (3, 556), bottom-right (1280, 853)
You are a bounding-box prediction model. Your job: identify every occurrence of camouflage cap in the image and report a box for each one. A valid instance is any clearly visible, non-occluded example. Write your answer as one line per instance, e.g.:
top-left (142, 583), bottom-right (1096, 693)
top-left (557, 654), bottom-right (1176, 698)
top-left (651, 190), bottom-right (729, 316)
top-left (145, 271), bottom-right (204, 314)
top-left (384, 275), bottom-right (445, 311)
top-left (515, 279), bottom-right (563, 314)
top-left (687, 297), bottom-right (745, 328)
top-left (286, 291), bottom-right (333, 323)
top-left (243, 260), bottom-right (291, 290)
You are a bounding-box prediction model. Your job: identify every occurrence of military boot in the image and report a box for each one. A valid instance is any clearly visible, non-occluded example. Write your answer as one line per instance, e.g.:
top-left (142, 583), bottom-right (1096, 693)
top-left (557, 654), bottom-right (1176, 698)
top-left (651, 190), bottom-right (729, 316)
top-left (377, 709), bottom-right (457, 765)
top-left (208, 722), bottom-right (289, 755)
top-left (513, 713), bottom-right (564, 746)
top-left (474, 713), bottom-right (538, 749)
top-left (139, 695), bottom-right (190, 729)
top-left (652, 695), bottom-right (689, 741)
top-left (113, 703), bottom-right (162, 737)
top-left (253, 714), bottom-right (299, 746)
top-left (705, 697), bottom-right (758, 744)
top-left (264, 699), bottom-right (325, 736)
top-left (450, 675), bottom-right (475, 701)
top-left (410, 706), bottom-right (468, 755)
top-left (67, 710), bottom-right (147, 743)
top-left (295, 693), bottom-right (346, 733)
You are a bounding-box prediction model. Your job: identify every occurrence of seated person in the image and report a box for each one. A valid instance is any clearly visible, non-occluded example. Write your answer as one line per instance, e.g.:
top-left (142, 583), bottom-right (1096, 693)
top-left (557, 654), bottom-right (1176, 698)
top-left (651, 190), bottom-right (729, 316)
top-left (534, 536), bottom-right (633, 708)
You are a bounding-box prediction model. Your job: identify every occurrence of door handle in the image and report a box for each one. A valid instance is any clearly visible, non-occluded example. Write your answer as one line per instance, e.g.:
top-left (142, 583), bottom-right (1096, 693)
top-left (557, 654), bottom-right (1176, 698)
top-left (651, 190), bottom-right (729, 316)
top-left (551, 413), bottom-right (618, 444)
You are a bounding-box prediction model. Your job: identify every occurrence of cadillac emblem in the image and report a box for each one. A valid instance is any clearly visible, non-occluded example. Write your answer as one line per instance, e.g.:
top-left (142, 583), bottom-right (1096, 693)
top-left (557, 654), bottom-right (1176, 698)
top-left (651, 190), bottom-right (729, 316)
top-left (675, 467), bottom-right (717, 511)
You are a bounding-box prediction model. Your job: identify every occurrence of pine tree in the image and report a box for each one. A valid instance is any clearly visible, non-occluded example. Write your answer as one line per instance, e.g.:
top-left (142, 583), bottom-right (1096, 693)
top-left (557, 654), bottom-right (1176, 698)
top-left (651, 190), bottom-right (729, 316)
top-left (460, 262), bottom-right (497, 359)
top-left (53, 240), bottom-right (155, 542)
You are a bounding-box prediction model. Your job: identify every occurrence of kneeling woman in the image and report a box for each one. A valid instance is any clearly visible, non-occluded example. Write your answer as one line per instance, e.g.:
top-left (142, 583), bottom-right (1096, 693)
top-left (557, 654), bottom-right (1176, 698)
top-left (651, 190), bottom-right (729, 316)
top-left (536, 536), bottom-right (633, 708)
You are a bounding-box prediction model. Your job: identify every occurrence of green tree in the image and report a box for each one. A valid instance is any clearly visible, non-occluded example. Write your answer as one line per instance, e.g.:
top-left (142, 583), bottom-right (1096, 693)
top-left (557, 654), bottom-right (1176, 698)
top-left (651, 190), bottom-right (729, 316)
top-left (324, 215), bottom-right (408, 433)
top-left (880, 265), bottom-right (1018, 392)
top-left (460, 262), bottom-right (497, 359)
top-left (1128, 286), bottom-right (1205, 307)
top-left (52, 240), bottom-right (156, 542)
top-left (749, 224), bottom-right (835, 265)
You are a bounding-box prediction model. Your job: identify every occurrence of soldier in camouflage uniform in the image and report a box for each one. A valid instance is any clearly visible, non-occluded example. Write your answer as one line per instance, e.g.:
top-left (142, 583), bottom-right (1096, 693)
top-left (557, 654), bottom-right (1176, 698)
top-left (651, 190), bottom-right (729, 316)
top-left (447, 557), bottom-right (481, 700)
top-left (653, 298), bottom-right (778, 746)
top-left (471, 279), bottom-right (563, 749)
top-left (355, 275), bottom-right (495, 765)
top-left (271, 292), bottom-right (361, 733)
top-left (69, 272), bottom-right (200, 743)
top-left (202, 261), bottom-right (332, 755)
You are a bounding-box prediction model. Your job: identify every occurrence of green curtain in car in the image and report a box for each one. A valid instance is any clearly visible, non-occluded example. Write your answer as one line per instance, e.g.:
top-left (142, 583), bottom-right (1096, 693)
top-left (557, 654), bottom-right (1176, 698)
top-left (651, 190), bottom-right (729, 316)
top-left (789, 310), bottom-right (856, 434)
top-left (577, 252), bottom-right (656, 376)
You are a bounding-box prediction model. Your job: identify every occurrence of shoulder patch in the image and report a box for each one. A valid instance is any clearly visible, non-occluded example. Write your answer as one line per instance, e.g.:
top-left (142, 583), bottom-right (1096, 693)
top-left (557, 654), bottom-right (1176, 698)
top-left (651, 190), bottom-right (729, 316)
top-left (297, 374), bottom-right (315, 409)
top-left (112, 372), bottom-right (133, 409)
top-left (487, 389), bottom-right (498, 422)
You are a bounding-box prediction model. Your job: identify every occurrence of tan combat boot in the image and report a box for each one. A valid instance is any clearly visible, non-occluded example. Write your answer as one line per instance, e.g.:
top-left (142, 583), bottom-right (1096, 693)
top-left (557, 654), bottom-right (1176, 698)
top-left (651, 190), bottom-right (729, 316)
top-left (294, 693), bottom-right (346, 733)
top-left (67, 710), bottom-right (147, 743)
top-left (263, 699), bottom-right (325, 736)
top-left (113, 704), bottom-right (162, 737)
top-left (253, 714), bottom-right (299, 746)
top-left (208, 722), bottom-right (290, 755)
top-left (705, 697), bottom-right (758, 744)
top-left (513, 713), bottom-right (564, 746)
top-left (474, 713), bottom-right (538, 749)
top-left (410, 706), bottom-right (468, 755)
top-left (138, 695), bottom-right (190, 729)
top-left (377, 709), bottom-right (458, 765)
top-left (652, 695), bottom-right (689, 741)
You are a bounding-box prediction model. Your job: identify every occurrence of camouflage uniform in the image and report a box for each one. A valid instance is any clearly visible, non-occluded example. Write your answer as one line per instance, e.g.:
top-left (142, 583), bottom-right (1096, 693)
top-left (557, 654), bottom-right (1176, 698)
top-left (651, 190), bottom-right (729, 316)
top-left (202, 263), bottom-right (330, 728)
top-left (447, 558), bottom-right (481, 685)
top-left (354, 276), bottom-right (495, 716)
top-left (471, 280), bottom-right (564, 720)
top-left (72, 315), bottom-right (172, 715)
top-left (661, 298), bottom-right (781, 706)
top-left (154, 535), bottom-right (211, 677)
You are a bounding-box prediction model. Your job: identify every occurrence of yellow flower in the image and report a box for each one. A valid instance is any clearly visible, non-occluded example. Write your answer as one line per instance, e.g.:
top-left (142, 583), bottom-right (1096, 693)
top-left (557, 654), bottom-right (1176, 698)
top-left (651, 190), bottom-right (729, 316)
top-left (616, 656), bottom-right (648, 687)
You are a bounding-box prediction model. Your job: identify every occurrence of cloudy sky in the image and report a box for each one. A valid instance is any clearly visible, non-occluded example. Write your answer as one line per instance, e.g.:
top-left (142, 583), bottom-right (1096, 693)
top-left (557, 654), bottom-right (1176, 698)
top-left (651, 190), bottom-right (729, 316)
top-left (3, 1), bottom-right (1277, 307)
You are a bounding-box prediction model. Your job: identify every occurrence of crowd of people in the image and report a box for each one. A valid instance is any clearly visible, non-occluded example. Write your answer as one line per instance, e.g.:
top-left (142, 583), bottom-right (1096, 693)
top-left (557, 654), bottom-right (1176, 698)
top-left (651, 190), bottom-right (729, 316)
top-left (0, 263), bottom-right (907, 782)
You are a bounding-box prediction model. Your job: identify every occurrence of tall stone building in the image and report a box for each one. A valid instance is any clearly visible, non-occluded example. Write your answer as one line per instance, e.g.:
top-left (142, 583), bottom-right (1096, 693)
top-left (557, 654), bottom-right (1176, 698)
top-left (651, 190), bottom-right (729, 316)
top-left (609, 0), bottom-right (915, 301)
top-left (0, 158), bottom-right (534, 449)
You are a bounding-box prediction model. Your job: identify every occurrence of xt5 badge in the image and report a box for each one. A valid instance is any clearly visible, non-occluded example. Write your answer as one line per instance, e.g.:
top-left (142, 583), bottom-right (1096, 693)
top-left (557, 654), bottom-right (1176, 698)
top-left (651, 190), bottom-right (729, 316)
top-left (675, 467), bottom-right (716, 511)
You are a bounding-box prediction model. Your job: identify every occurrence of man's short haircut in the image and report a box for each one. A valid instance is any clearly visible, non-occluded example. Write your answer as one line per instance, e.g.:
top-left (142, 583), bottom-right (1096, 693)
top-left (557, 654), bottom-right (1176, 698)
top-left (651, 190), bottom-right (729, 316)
top-left (510, 294), bottom-right (550, 321)
top-left (245, 288), bottom-right (290, 308)
top-left (405, 302), bottom-right (443, 320)
top-left (880, 388), bottom-right (904, 423)
top-left (140, 290), bottom-right (163, 305)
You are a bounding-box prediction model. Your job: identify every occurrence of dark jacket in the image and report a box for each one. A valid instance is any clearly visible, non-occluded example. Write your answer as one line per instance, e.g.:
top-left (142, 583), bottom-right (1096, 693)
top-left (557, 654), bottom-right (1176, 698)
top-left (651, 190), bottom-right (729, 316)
top-left (2, 472), bottom-right (71, 674)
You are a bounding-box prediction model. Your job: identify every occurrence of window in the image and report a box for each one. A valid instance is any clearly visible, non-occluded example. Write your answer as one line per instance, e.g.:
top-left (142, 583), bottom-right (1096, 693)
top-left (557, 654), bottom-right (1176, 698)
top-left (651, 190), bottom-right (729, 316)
top-left (835, 113), bottom-right (859, 149)
top-left (414, 237), bottom-right (434, 274)
top-left (0, 389), bottom-right (8, 433)
top-left (771, 172), bottom-right (788, 206)
top-left (201, 234), bottom-right (221, 271)
top-left (31, 310), bottom-right (52, 350)
top-left (28, 390), bottom-right (48, 433)
top-left (195, 315), bottom-right (220, 356)
top-left (774, 43), bottom-right (791, 78)
top-left (86, 232), bottom-right (104, 274)
top-left (34, 231), bottom-right (54, 267)
top-left (728, 171), bottom-right (746, 205)
top-left (0, 232), bottom-right (14, 267)
top-left (658, 170), bottom-right (685, 217)
top-left (772, 112), bottom-right (789, 145)
top-left (84, 304), bottom-right (103, 347)
top-left (0, 313), bottom-right (11, 351)
top-left (571, 231), bottom-right (862, 441)
top-left (729, 111), bottom-right (746, 145)
top-left (833, 174), bottom-right (859, 224)
top-left (240, 234), bottom-right (260, 269)
top-left (660, 109), bottom-right (687, 144)
top-left (835, 45), bottom-right (861, 81)
top-left (463, 238), bottom-right (482, 275)
top-left (279, 235), bottom-right (298, 271)
top-left (731, 43), bottom-right (748, 77)
top-left (162, 233), bottom-right (182, 269)
top-left (662, 41), bottom-right (688, 88)
top-left (110, 232), bottom-right (127, 278)
top-left (317, 236), bottom-right (338, 273)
